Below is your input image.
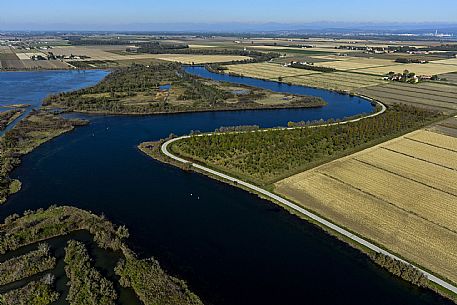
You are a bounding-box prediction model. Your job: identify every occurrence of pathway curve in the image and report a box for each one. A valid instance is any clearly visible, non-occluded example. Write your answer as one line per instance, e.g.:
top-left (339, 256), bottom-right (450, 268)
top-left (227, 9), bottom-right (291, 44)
top-left (160, 101), bottom-right (457, 295)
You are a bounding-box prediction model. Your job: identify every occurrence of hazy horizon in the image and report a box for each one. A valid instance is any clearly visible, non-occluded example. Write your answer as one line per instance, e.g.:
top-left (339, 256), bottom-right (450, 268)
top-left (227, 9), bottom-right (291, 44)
top-left (1, 22), bottom-right (457, 33)
top-left (1, 0), bottom-right (456, 31)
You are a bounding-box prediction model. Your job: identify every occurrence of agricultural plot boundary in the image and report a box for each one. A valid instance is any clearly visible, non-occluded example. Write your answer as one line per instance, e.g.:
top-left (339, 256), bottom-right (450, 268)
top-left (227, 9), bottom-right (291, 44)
top-left (158, 105), bottom-right (457, 296)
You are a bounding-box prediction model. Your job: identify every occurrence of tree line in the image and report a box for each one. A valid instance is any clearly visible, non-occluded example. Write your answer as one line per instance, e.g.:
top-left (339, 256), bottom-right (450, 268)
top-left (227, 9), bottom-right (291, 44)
top-left (172, 104), bottom-right (443, 185)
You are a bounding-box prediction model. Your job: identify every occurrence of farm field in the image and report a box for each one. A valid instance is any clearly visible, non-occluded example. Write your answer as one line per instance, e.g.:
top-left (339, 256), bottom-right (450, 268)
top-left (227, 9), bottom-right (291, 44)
top-left (246, 45), bottom-right (351, 54)
top-left (0, 46), bottom-right (70, 70)
top-left (308, 56), bottom-right (457, 76)
top-left (225, 62), bottom-right (386, 91)
top-left (428, 116), bottom-right (457, 137)
top-left (283, 71), bottom-right (385, 91)
top-left (439, 72), bottom-right (457, 85)
top-left (357, 82), bottom-right (457, 112)
top-left (275, 129), bottom-right (457, 285)
top-left (314, 57), bottom-right (397, 70)
top-left (43, 46), bottom-right (251, 64)
top-left (359, 62), bottom-right (457, 76)
top-left (152, 54), bottom-right (250, 64)
top-left (226, 62), bottom-right (319, 79)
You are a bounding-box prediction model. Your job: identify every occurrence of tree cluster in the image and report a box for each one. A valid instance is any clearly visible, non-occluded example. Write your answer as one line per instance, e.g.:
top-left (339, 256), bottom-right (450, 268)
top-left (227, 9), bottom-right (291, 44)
top-left (0, 243), bottom-right (56, 286)
top-left (115, 248), bottom-right (203, 305)
top-left (370, 253), bottom-right (428, 286)
top-left (173, 104), bottom-right (442, 185)
top-left (289, 62), bottom-right (337, 73)
top-left (0, 109), bottom-right (22, 130)
top-left (0, 205), bottom-right (129, 254)
top-left (0, 275), bottom-right (59, 305)
top-left (64, 240), bottom-right (117, 305)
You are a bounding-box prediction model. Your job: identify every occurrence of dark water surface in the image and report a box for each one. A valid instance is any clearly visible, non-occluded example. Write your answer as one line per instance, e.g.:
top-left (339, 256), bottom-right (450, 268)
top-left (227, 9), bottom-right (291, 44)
top-left (0, 70), bottom-right (109, 135)
top-left (0, 70), bottom-right (453, 305)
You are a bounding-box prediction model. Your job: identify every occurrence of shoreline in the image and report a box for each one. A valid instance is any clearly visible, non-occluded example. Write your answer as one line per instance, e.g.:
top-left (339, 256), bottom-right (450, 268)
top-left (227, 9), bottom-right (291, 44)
top-left (53, 101), bottom-right (327, 117)
top-left (142, 107), bottom-right (457, 303)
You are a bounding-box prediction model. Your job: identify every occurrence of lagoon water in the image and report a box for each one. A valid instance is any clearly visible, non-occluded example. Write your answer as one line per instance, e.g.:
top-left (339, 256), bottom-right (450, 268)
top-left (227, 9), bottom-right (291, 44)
top-left (0, 70), bottom-right (453, 305)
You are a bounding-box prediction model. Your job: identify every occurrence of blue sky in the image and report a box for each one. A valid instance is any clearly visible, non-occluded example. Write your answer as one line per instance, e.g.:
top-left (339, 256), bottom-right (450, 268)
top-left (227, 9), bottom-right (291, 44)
top-left (1, 0), bottom-right (456, 30)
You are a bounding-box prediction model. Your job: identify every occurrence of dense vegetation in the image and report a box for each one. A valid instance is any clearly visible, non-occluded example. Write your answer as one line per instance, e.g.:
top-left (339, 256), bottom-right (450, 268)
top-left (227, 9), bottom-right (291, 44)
top-left (370, 253), bottom-right (428, 286)
top-left (0, 206), bottom-right (127, 253)
top-left (134, 41), bottom-right (190, 53)
top-left (288, 62), bottom-right (337, 72)
top-left (0, 206), bottom-right (204, 304)
top-left (0, 109), bottom-right (22, 130)
top-left (171, 104), bottom-right (443, 185)
top-left (0, 275), bottom-right (59, 305)
top-left (395, 58), bottom-right (428, 64)
top-left (65, 240), bottom-right (117, 305)
top-left (43, 63), bottom-right (226, 113)
top-left (0, 243), bottom-right (56, 285)
top-left (0, 111), bottom-right (87, 204)
top-left (43, 63), bottom-right (324, 114)
top-left (116, 248), bottom-right (203, 305)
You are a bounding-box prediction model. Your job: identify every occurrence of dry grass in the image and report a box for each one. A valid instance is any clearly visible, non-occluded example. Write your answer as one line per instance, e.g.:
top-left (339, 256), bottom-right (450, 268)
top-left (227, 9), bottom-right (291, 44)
top-left (226, 62), bottom-right (317, 79)
top-left (285, 72), bottom-right (385, 91)
top-left (357, 82), bottom-right (457, 112)
top-left (358, 61), bottom-right (457, 76)
top-left (315, 58), bottom-right (395, 70)
top-left (49, 46), bottom-right (250, 64)
top-left (225, 63), bottom-right (386, 91)
top-left (383, 138), bottom-right (457, 169)
top-left (153, 54), bottom-right (250, 64)
top-left (275, 129), bottom-right (457, 284)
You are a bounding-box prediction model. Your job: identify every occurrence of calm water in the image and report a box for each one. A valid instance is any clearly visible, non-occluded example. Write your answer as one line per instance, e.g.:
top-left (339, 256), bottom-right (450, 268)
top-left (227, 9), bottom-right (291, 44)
top-left (0, 70), bottom-right (109, 135)
top-left (185, 66), bottom-right (374, 121)
top-left (0, 70), bottom-right (453, 305)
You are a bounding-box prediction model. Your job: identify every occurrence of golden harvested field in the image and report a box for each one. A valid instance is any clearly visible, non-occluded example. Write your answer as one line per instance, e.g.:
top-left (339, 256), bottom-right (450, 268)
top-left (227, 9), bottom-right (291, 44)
top-left (275, 129), bottom-right (457, 284)
top-left (357, 82), bottom-right (457, 112)
top-left (49, 46), bottom-right (249, 64)
top-left (358, 61), bottom-right (457, 76)
top-left (226, 62), bottom-right (318, 79)
top-left (439, 72), bottom-right (457, 85)
top-left (284, 71), bottom-right (385, 91)
top-left (50, 46), bottom-right (159, 61)
top-left (247, 45), bottom-right (358, 53)
top-left (431, 58), bottom-right (457, 66)
top-left (300, 56), bottom-right (457, 76)
top-left (225, 63), bottom-right (385, 91)
top-left (314, 57), bottom-right (396, 70)
top-left (152, 54), bottom-right (250, 64)
top-left (383, 138), bottom-right (457, 169)
top-left (407, 129), bottom-right (457, 150)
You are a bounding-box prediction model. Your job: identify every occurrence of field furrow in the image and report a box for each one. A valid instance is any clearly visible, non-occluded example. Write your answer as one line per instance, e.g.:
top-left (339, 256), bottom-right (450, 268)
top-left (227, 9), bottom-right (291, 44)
top-left (317, 159), bottom-right (457, 231)
top-left (276, 172), bottom-right (457, 284)
top-left (355, 148), bottom-right (457, 196)
top-left (383, 138), bottom-right (457, 169)
top-left (406, 130), bottom-right (457, 151)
